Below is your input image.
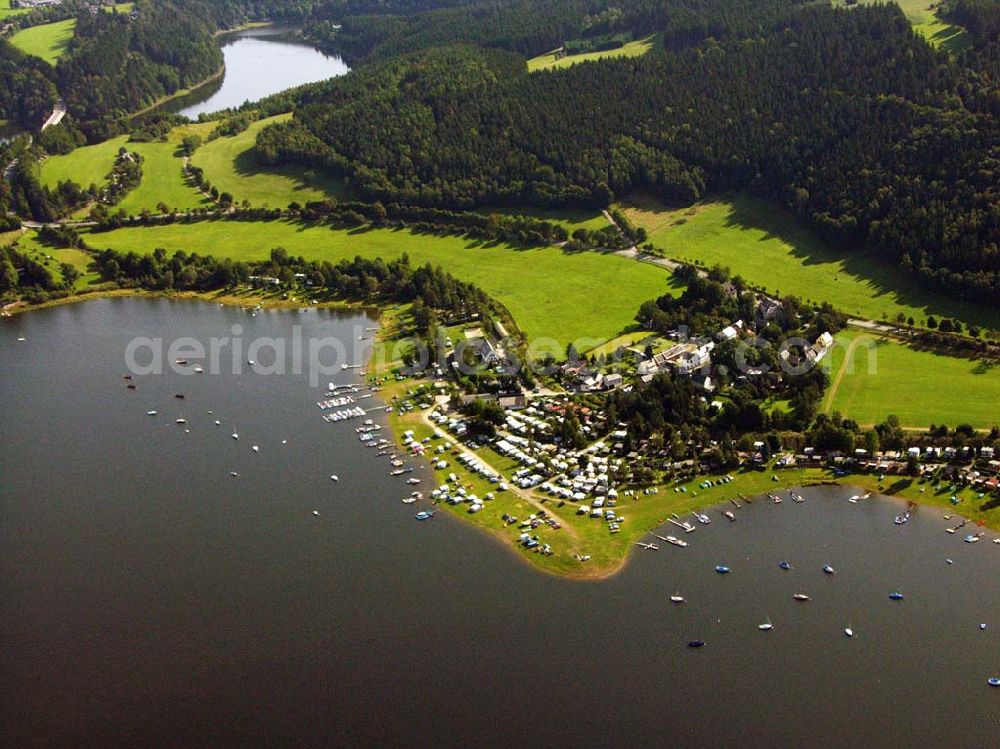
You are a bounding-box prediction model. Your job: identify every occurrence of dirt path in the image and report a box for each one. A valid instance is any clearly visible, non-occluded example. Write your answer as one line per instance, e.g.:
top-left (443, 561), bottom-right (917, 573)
top-left (823, 334), bottom-right (862, 413)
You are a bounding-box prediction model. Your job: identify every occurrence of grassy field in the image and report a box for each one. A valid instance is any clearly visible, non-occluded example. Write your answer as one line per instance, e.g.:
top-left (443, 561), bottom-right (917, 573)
top-left (83, 219), bottom-right (675, 347)
top-left (9, 18), bottom-right (76, 64)
top-left (190, 114), bottom-right (344, 208)
top-left (527, 34), bottom-right (660, 72)
top-left (619, 194), bottom-right (1000, 332)
top-left (822, 329), bottom-right (1000, 429)
top-left (41, 123), bottom-right (216, 214)
top-left (0, 0), bottom-right (28, 19)
top-left (41, 135), bottom-right (129, 190)
top-left (13, 231), bottom-right (99, 290)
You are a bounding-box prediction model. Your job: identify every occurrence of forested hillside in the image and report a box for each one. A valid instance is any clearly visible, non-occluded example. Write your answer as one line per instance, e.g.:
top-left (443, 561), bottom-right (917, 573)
top-left (255, 3), bottom-right (999, 301)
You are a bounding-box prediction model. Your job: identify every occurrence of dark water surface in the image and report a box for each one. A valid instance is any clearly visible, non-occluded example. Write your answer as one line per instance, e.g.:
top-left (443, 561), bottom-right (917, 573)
top-left (2, 299), bottom-right (999, 747)
top-left (170, 27), bottom-right (349, 118)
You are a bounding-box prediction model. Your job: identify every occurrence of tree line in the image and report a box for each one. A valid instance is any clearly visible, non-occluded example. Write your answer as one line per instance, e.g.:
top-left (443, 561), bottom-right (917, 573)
top-left (258, 3), bottom-right (1000, 302)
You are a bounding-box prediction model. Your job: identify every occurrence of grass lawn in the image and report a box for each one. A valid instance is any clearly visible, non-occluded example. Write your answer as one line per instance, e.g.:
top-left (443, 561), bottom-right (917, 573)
top-left (118, 123), bottom-right (217, 215)
top-left (84, 219), bottom-right (675, 347)
top-left (619, 194), bottom-right (1000, 332)
top-left (13, 231), bottom-right (100, 290)
top-left (528, 34), bottom-right (660, 72)
top-left (0, 0), bottom-right (29, 19)
top-left (42, 123), bottom-right (216, 214)
top-left (190, 114), bottom-right (344, 208)
top-left (9, 18), bottom-right (76, 65)
top-left (41, 135), bottom-right (129, 190)
top-left (822, 329), bottom-right (1000, 429)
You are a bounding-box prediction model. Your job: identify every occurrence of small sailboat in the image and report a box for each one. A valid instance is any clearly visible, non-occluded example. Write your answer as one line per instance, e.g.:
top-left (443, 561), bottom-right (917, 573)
top-left (823, 564), bottom-right (835, 575)
top-left (670, 592), bottom-right (685, 603)
top-left (251, 445), bottom-right (259, 453)
top-left (312, 510), bottom-right (320, 517)
top-left (214, 420), bottom-right (221, 426)
top-left (793, 593), bottom-right (810, 601)
top-left (889, 592), bottom-right (905, 600)
top-left (231, 429), bottom-right (239, 440)
top-left (330, 475), bottom-right (339, 482)
top-left (758, 617), bottom-right (773, 632)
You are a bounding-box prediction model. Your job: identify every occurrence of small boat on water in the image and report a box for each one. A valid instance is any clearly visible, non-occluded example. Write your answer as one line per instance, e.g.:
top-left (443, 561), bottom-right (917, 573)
top-left (229, 471), bottom-right (238, 477)
top-left (894, 512), bottom-right (910, 525)
top-left (889, 592), bottom-right (905, 600)
top-left (312, 510), bottom-right (320, 517)
top-left (758, 617), bottom-right (773, 632)
top-left (849, 494), bottom-right (860, 503)
top-left (980, 623), bottom-right (987, 631)
top-left (845, 625), bottom-right (854, 638)
top-left (779, 561), bottom-right (792, 570)
top-left (723, 511), bottom-right (736, 522)
top-left (415, 510), bottom-right (435, 521)
top-left (693, 511), bottom-right (711, 524)
top-left (790, 491), bottom-right (805, 503)
top-left (17, 336), bottom-right (27, 342)
top-left (989, 677), bottom-right (1000, 688)
top-left (688, 640), bottom-right (705, 648)
top-left (147, 410), bottom-right (157, 416)
top-left (231, 430), bottom-right (238, 440)
top-left (665, 535), bottom-right (688, 548)
top-left (330, 475), bottom-right (339, 482)
top-left (793, 593), bottom-right (810, 601)
top-left (407, 477), bottom-right (421, 485)
top-left (823, 564), bottom-right (835, 575)
top-left (670, 592), bottom-right (685, 604)
top-left (769, 492), bottom-right (783, 504)
top-left (175, 418), bottom-right (187, 424)
top-left (715, 565), bottom-right (731, 574)
top-left (402, 496), bottom-right (418, 504)
top-left (126, 384), bottom-right (136, 390)
top-left (251, 445), bottom-right (259, 453)
top-left (965, 532), bottom-right (983, 543)
top-left (174, 394), bottom-right (185, 399)
top-left (946, 559), bottom-right (954, 565)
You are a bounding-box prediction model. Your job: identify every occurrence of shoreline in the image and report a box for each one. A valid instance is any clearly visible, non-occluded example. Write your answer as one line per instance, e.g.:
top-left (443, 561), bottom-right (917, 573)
top-left (7, 292), bottom-right (997, 580)
top-left (128, 65), bottom-right (226, 120)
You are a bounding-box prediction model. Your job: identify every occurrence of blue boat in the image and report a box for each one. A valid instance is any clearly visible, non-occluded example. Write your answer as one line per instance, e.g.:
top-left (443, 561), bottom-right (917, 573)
top-left (889, 592), bottom-right (905, 600)
top-left (688, 640), bottom-right (705, 648)
top-left (989, 677), bottom-right (1000, 687)
top-left (715, 565), bottom-right (731, 574)
top-left (779, 561), bottom-right (791, 570)
top-left (414, 510), bottom-right (435, 521)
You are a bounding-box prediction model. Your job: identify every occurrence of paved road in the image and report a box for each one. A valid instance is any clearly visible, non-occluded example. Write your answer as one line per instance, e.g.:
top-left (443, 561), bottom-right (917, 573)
top-left (41, 99), bottom-right (67, 131)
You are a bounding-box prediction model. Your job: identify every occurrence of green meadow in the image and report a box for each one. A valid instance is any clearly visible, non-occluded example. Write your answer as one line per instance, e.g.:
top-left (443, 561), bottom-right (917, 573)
top-left (822, 330), bottom-right (1000, 429)
top-left (14, 231), bottom-right (99, 290)
top-left (83, 219), bottom-right (675, 346)
top-left (1, 0), bottom-right (28, 19)
top-left (527, 34), bottom-right (660, 72)
top-left (620, 194), bottom-right (1000, 332)
top-left (9, 18), bottom-right (76, 64)
top-left (189, 114), bottom-right (344, 208)
top-left (41, 123), bottom-right (216, 214)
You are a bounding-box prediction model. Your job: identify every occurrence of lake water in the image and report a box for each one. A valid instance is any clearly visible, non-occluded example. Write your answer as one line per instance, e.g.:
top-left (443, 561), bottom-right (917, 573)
top-left (2, 298), bottom-right (1000, 747)
top-left (170, 26), bottom-right (349, 119)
